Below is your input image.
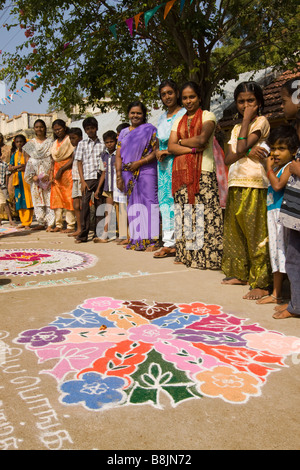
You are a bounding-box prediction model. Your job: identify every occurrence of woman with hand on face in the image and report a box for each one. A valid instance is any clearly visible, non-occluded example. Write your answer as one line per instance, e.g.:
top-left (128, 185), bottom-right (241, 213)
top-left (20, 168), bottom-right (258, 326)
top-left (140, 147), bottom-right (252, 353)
top-left (168, 81), bottom-right (223, 269)
top-left (115, 101), bottom-right (159, 251)
top-left (23, 119), bottom-right (55, 231)
top-left (221, 81), bottom-right (272, 301)
top-left (153, 79), bottom-right (186, 259)
top-left (50, 119), bottom-right (75, 233)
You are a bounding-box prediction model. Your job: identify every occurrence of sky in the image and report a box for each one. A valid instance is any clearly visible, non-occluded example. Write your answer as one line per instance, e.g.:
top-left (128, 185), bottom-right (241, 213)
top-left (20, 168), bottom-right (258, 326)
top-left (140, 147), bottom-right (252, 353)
top-left (0, 2), bottom-right (51, 118)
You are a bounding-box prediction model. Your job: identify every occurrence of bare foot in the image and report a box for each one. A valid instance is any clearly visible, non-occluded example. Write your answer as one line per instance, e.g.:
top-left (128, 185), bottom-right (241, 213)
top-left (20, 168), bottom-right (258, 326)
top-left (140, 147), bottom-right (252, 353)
top-left (274, 303), bottom-right (289, 312)
top-left (32, 225), bottom-right (46, 231)
top-left (222, 277), bottom-right (247, 285)
top-left (68, 230), bottom-right (81, 237)
top-left (256, 295), bottom-right (283, 305)
top-left (50, 227), bottom-right (62, 232)
top-left (243, 288), bottom-right (269, 300)
top-left (117, 239), bottom-right (129, 245)
top-left (61, 228), bottom-right (75, 233)
top-left (273, 309), bottom-right (299, 319)
top-left (93, 237), bottom-right (108, 243)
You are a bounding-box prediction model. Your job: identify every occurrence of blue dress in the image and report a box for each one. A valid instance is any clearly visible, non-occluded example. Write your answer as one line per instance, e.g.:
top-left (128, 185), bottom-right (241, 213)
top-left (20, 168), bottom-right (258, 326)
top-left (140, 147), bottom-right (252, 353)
top-left (156, 108), bottom-right (186, 242)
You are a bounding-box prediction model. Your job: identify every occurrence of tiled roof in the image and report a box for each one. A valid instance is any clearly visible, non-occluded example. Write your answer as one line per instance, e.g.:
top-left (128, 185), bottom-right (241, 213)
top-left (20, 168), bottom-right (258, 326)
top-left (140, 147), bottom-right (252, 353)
top-left (218, 67), bottom-right (300, 129)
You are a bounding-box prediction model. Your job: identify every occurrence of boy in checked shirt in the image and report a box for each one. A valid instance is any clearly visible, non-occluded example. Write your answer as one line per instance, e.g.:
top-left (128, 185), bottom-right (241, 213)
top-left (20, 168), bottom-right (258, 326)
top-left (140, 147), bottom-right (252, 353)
top-left (74, 117), bottom-right (105, 243)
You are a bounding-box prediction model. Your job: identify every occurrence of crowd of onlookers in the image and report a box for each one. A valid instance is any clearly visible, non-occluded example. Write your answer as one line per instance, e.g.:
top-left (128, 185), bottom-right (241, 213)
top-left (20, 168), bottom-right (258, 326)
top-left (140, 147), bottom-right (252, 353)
top-left (0, 76), bottom-right (299, 320)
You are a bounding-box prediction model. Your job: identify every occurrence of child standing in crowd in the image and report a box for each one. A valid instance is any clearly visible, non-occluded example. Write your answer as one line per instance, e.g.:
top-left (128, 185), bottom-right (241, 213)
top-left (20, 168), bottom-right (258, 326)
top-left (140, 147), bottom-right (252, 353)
top-left (68, 127), bottom-right (83, 238)
top-left (114, 123), bottom-right (130, 244)
top-left (94, 130), bottom-right (117, 242)
top-left (222, 81), bottom-right (272, 300)
top-left (0, 148), bottom-right (16, 226)
top-left (257, 125), bottom-right (299, 305)
top-left (273, 78), bottom-right (300, 319)
top-left (9, 135), bottom-right (33, 229)
top-left (113, 122), bottom-right (130, 246)
top-left (74, 117), bottom-right (105, 243)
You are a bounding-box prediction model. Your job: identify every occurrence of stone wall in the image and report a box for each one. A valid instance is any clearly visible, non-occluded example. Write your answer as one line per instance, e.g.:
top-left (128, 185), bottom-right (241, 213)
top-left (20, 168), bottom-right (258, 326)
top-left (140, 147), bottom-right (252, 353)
top-left (0, 111), bottom-right (54, 142)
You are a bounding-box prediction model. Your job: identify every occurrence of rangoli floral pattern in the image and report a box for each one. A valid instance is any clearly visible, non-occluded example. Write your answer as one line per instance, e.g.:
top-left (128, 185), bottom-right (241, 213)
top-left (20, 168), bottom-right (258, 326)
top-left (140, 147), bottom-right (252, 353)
top-left (14, 296), bottom-right (300, 410)
top-left (0, 226), bottom-right (19, 235)
top-left (0, 248), bottom-right (97, 276)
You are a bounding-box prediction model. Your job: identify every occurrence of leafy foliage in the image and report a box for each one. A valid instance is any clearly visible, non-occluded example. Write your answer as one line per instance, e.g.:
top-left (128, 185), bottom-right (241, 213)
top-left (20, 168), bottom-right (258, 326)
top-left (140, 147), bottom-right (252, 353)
top-left (0, 0), bottom-right (299, 115)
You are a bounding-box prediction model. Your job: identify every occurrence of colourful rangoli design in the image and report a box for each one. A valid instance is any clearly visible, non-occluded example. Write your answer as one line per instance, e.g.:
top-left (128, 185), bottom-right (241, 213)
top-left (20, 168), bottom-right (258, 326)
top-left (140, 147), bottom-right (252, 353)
top-left (0, 248), bottom-right (97, 276)
top-left (0, 226), bottom-right (19, 235)
top-left (14, 297), bottom-right (300, 410)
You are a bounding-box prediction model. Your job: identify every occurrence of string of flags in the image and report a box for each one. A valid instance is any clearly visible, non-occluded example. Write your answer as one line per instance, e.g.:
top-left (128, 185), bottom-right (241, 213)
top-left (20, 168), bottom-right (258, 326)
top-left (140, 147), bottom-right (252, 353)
top-left (109, 0), bottom-right (194, 39)
top-left (0, 72), bottom-right (42, 106)
top-left (0, 0), bottom-right (194, 106)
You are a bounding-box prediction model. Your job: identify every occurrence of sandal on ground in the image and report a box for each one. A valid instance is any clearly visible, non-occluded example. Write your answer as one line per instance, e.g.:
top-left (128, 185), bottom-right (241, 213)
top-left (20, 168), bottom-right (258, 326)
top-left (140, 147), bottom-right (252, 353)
top-left (153, 247), bottom-right (176, 258)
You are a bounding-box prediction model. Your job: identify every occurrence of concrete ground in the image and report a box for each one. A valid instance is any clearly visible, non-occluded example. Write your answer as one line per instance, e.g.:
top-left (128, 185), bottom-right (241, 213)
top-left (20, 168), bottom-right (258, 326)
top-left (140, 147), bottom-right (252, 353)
top-left (0, 224), bottom-right (299, 451)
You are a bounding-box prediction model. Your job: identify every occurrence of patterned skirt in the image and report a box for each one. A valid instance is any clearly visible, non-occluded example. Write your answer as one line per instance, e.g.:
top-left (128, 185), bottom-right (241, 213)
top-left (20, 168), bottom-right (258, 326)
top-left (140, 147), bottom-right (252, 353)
top-left (174, 171), bottom-right (223, 269)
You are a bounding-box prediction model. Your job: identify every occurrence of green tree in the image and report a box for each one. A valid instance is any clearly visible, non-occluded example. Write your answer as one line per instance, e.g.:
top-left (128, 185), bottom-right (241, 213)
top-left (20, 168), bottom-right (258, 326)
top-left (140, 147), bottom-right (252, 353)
top-left (0, 0), bottom-right (299, 115)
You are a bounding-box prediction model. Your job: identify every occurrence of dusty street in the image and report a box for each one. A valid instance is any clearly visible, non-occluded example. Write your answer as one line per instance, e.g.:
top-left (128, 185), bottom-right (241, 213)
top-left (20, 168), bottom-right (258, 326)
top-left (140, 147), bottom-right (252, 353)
top-left (0, 225), bottom-right (299, 451)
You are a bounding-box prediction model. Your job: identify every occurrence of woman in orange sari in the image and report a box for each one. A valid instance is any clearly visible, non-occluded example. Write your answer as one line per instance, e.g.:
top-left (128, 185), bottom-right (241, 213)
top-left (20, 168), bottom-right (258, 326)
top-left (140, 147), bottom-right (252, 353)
top-left (168, 81), bottom-right (223, 269)
top-left (50, 119), bottom-right (75, 233)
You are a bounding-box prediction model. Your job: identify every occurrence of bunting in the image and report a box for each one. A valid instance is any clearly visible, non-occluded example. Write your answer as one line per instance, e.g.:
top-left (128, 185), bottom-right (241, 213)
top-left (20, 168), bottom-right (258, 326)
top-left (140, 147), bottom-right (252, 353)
top-left (109, 24), bottom-right (118, 39)
top-left (180, 0), bottom-right (186, 14)
top-left (164, 0), bottom-right (177, 19)
top-left (125, 17), bottom-right (134, 36)
top-left (0, 71), bottom-right (42, 106)
top-left (134, 12), bottom-right (144, 30)
top-left (1, 0), bottom-right (191, 105)
top-left (109, 0), bottom-right (190, 39)
top-left (144, 4), bottom-right (165, 28)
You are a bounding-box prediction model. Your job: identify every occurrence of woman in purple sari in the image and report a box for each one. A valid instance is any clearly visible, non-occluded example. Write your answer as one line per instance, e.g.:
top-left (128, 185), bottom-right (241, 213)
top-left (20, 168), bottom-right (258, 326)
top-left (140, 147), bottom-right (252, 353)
top-left (115, 101), bottom-right (159, 251)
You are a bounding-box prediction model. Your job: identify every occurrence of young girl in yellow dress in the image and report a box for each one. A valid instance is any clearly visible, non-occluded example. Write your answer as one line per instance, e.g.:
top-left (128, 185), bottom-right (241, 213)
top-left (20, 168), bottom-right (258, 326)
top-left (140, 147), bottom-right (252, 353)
top-left (9, 135), bottom-right (33, 229)
top-left (222, 81), bottom-right (272, 300)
